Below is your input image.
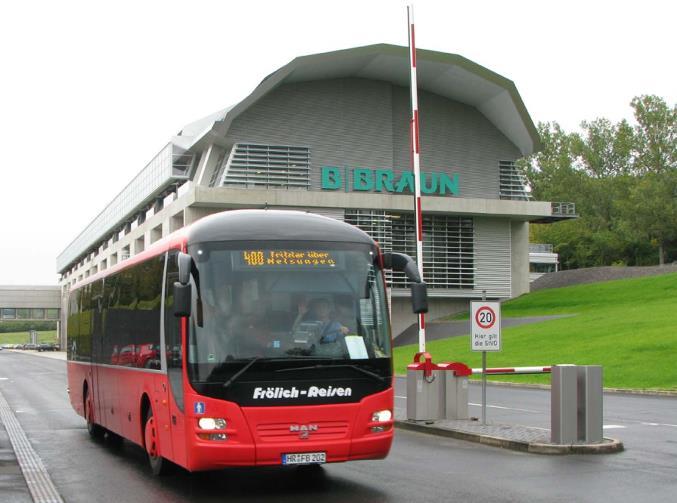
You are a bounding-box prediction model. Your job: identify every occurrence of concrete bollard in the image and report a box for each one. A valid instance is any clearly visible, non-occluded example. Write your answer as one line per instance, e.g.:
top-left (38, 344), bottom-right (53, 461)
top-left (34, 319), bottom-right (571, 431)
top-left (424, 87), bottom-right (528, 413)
top-left (577, 365), bottom-right (603, 443)
top-left (551, 364), bottom-right (578, 444)
top-left (406, 353), bottom-right (445, 421)
top-left (439, 362), bottom-right (472, 420)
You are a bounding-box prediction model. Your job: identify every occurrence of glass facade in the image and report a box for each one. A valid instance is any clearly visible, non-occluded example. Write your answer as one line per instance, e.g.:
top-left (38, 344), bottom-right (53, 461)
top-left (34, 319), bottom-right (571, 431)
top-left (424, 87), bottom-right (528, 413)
top-left (57, 142), bottom-right (195, 272)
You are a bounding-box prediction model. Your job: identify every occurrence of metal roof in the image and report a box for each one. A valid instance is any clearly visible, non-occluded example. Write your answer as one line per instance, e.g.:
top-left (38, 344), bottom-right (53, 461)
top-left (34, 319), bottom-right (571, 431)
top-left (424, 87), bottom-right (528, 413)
top-left (191, 44), bottom-right (540, 155)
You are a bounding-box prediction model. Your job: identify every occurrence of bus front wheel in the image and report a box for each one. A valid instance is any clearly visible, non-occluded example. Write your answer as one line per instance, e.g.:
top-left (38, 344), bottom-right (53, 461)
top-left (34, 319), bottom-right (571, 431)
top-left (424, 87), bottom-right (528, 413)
top-left (144, 409), bottom-right (171, 475)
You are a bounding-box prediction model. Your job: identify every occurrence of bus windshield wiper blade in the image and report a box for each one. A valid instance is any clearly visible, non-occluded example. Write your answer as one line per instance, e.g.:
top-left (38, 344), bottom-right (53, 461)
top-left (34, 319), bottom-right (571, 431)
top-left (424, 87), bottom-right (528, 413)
top-left (222, 357), bottom-right (261, 389)
top-left (275, 363), bottom-right (389, 383)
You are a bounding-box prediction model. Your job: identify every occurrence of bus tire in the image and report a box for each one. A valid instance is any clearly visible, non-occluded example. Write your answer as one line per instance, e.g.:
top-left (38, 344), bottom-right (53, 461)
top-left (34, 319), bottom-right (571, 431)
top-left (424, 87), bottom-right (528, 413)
top-left (84, 386), bottom-right (104, 440)
top-left (144, 408), bottom-right (171, 476)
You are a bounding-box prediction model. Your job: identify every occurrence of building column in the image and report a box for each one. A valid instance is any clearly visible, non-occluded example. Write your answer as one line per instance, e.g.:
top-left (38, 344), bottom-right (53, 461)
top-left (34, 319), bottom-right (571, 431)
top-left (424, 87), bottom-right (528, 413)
top-left (194, 144), bottom-right (226, 187)
top-left (511, 220), bottom-right (530, 296)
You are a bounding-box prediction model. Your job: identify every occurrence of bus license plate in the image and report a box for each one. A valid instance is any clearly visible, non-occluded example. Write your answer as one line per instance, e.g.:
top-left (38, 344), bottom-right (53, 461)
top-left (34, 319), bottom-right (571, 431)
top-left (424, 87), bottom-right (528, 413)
top-left (282, 452), bottom-right (326, 465)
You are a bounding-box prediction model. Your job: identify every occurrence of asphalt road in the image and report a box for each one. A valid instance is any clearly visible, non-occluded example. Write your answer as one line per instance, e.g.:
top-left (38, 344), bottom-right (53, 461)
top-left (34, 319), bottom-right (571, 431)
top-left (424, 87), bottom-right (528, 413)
top-left (1, 351), bottom-right (676, 502)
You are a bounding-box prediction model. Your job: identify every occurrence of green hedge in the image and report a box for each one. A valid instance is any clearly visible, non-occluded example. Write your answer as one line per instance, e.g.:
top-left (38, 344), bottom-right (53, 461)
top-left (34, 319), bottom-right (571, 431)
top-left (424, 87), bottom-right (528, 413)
top-left (0, 321), bottom-right (58, 333)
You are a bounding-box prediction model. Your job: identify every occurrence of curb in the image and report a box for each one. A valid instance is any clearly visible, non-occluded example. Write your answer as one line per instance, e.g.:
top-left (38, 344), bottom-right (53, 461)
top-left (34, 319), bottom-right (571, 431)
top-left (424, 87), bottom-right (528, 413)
top-left (394, 420), bottom-right (624, 455)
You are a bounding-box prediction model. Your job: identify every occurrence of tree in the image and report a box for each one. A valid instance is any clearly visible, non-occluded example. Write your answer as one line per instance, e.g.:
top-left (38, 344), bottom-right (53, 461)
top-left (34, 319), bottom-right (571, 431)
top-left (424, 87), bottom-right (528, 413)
top-left (520, 95), bottom-right (676, 268)
top-left (621, 170), bottom-right (677, 264)
top-left (625, 96), bottom-right (677, 264)
top-left (631, 95), bottom-right (676, 175)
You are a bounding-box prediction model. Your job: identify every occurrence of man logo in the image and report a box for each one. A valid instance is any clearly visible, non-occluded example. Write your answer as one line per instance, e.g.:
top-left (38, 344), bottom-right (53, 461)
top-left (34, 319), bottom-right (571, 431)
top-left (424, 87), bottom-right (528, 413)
top-left (290, 424), bottom-right (318, 439)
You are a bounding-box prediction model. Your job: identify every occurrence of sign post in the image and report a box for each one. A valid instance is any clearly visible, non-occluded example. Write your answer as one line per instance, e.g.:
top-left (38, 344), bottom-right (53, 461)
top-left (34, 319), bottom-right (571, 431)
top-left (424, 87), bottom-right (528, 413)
top-left (471, 295), bottom-right (501, 425)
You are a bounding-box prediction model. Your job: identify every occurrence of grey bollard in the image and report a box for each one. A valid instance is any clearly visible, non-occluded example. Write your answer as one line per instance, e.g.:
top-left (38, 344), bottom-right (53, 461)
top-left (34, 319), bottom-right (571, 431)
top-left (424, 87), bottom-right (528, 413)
top-left (444, 372), bottom-right (469, 420)
top-left (407, 369), bottom-right (445, 421)
top-left (551, 364), bottom-right (578, 444)
top-left (577, 365), bottom-right (603, 443)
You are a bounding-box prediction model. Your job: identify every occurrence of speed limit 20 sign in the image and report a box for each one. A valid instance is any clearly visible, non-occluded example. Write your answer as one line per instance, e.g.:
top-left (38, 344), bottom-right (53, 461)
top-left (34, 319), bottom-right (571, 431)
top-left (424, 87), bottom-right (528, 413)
top-left (471, 301), bottom-right (501, 351)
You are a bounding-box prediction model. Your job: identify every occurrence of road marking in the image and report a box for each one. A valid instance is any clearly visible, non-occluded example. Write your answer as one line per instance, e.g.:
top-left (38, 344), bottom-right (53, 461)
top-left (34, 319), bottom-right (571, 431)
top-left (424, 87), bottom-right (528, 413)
top-left (0, 389), bottom-right (64, 503)
top-left (603, 425), bottom-right (626, 429)
top-left (469, 402), bottom-right (541, 413)
top-left (397, 395), bottom-right (541, 414)
top-left (641, 422), bottom-right (677, 428)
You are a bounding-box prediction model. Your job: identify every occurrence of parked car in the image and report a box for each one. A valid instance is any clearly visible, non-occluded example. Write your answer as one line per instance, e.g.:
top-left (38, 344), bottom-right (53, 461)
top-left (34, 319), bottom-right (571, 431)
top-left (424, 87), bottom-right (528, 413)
top-left (37, 343), bottom-right (58, 352)
top-left (24, 343), bottom-right (39, 350)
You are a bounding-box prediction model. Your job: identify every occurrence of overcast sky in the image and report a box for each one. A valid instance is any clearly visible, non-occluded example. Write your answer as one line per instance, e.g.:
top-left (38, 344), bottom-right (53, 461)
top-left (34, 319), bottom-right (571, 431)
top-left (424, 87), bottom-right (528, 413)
top-left (1, 0), bottom-right (674, 285)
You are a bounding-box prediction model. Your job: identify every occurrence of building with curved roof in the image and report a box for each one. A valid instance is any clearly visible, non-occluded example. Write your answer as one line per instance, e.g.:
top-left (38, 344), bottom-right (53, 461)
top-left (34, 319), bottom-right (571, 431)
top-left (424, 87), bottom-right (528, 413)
top-left (57, 44), bottom-right (574, 338)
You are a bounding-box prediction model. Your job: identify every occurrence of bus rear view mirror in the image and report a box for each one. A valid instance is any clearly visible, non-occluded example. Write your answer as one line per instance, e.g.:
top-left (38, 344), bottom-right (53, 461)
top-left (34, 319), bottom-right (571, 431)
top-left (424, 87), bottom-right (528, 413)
top-left (410, 282), bottom-right (428, 314)
top-left (173, 282), bottom-right (191, 317)
top-left (178, 252), bottom-right (192, 285)
top-left (382, 252), bottom-right (428, 314)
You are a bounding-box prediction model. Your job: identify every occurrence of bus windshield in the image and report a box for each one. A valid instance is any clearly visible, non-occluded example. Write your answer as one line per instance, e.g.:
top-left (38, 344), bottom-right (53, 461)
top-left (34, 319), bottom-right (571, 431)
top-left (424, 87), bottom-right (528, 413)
top-left (187, 241), bottom-right (391, 383)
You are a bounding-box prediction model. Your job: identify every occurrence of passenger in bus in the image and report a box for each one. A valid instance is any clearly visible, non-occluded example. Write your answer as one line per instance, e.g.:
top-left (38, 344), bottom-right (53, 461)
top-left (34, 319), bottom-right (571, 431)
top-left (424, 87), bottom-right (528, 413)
top-left (334, 295), bottom-right (357, 334)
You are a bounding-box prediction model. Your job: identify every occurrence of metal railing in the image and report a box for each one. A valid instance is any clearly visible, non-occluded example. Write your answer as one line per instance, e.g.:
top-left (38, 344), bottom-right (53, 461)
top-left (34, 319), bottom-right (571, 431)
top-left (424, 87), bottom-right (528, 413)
top-left (551, 202), bottom-right (576, 217)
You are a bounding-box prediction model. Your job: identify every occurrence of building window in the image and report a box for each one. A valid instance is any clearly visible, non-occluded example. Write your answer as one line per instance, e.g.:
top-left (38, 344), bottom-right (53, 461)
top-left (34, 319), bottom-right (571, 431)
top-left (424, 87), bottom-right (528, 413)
top-left (345, 210), bottom-right (474, 289)
top-left (1, 308), bottom-right (16, 319)
top-left (46, 309), bottom-right (60, 320)
top-left (17, 308), bottom-right (31, 319)
top-left (219, 143), bottom-right (310, 189)
top-left (31, 308), bottom-right (45, 319)
top-left (499, 160), bottom-right (531, 201)
top-left (530, 263), bottom-right (557, 273)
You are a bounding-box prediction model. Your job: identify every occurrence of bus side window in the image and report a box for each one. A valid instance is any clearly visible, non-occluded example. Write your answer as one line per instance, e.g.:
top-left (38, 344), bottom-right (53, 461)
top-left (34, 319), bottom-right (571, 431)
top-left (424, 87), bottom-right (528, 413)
top-left (134, 258), bottom-right (163, 370)
top-left (164, 251), bottom-right (184, 411)
top-left (78, 284), bottom-right (92, 362)
top-left (67, 289), bottom-right (81, 361)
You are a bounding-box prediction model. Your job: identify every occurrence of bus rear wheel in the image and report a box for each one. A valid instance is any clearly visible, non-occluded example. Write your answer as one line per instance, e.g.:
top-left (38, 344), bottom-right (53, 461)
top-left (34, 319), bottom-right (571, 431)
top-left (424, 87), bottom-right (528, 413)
top-left (84, 388), bottom-right (104, 440)
top-left (144, 409), bottom-right (171, 475)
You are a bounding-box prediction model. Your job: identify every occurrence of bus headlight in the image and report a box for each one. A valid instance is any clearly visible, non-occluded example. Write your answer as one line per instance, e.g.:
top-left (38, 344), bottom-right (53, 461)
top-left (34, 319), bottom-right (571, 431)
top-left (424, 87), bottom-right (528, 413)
top-left (198, 417), bottom-right (227, 430)
top-left (371, 410), bottom-right (392, 423)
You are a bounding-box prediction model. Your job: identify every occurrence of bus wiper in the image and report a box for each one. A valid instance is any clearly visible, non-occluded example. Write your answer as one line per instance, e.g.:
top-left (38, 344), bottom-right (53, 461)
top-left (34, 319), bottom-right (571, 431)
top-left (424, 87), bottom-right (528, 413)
top-left (222, 357), bottom-right (261, 389)
top-left (275, 363), bottom-right (389, 383)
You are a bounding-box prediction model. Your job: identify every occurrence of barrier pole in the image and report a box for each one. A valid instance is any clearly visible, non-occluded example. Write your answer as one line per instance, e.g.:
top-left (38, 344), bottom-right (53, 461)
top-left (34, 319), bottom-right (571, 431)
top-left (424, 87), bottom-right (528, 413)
top-left (407, 4), bottom-right (426, 353)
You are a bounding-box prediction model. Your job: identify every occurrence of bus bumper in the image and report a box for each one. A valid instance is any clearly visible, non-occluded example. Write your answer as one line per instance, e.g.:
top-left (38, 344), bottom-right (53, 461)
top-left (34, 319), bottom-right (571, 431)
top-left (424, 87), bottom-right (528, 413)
top-left (185, 388), bottom-right (393, 471)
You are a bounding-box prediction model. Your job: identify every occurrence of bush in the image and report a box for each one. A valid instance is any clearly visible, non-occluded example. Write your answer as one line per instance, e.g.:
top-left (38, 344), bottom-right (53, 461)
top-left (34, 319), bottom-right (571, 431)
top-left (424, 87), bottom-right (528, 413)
top-left (0, 321), bottom-right (58, 333)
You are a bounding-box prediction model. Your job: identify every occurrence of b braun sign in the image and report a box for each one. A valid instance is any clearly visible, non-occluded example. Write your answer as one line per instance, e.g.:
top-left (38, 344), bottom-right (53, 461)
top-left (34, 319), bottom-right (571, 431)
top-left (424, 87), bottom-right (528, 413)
top-left (321, 166), bottom-right (459, 196)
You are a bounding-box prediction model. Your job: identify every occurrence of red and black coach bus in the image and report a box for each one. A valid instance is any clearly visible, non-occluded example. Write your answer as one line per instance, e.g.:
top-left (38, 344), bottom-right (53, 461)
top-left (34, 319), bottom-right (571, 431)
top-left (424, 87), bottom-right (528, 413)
top-left (67, 210), bottom-right (427, 474)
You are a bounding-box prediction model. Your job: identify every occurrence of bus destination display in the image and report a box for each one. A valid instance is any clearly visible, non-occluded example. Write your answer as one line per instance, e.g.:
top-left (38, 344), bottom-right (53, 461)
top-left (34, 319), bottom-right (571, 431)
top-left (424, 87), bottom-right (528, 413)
top-left (240, 250), bottom-right (338, 268)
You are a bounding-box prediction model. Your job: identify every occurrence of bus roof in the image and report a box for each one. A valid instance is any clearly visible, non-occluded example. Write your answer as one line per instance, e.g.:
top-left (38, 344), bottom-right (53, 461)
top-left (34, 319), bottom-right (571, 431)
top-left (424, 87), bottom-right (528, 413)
top-left (68, 210), bottom-right (375, 292)
top-left (187, 210), bottom-right (375, 246)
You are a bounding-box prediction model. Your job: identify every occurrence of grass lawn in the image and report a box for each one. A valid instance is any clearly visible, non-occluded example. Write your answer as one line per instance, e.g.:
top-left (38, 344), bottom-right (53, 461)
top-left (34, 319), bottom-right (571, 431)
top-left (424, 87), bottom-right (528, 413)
top-left (394, 272), bottom-right (677, 391)
top-left (0, 330), bottom-right (58, 345)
